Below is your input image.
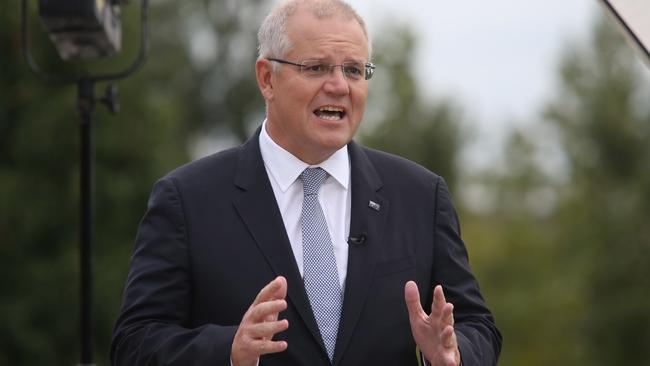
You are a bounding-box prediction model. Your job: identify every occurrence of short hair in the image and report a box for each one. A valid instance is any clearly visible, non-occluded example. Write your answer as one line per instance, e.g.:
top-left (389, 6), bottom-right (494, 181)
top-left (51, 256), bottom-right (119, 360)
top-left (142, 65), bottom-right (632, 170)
top-left (257, 0), bottom-right (372, 65)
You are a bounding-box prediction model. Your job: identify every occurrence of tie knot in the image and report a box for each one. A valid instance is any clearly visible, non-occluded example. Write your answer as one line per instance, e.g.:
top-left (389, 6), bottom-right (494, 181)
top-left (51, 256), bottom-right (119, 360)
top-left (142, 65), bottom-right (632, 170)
top-left (301, 167), bottom-right (327, 196)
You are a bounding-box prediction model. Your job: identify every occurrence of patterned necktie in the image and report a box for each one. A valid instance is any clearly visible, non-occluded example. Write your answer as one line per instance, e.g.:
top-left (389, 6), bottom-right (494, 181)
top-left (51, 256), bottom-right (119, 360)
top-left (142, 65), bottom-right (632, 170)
top-left (300, 167), bottom-right (342, 361)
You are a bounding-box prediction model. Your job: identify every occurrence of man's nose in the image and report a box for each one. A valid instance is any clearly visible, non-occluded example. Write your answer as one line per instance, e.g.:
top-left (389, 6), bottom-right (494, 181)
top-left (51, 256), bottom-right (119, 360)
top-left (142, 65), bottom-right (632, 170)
top-left (322, 65), bottom-right (350, 95)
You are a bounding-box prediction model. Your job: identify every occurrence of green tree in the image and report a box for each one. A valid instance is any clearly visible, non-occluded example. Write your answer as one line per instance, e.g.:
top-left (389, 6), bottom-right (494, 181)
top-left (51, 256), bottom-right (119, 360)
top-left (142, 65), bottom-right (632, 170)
top-left (462, 129), bottom-right (587, 366)
top-left (544, 18), bottom-right (650, 365)
top-left (463, 16), bottom-right (650, 366)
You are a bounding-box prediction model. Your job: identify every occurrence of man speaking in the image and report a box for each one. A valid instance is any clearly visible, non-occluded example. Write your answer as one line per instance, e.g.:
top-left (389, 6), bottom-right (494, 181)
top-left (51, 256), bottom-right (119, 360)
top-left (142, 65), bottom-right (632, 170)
top-left (111, 1), bottom-right (502, 365)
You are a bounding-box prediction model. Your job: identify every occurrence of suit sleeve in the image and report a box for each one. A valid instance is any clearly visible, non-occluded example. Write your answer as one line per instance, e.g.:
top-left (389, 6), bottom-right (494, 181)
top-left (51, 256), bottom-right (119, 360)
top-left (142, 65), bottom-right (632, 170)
top-left (111, 177), bottom-right (237, 366)
top-left (432, 178), bottom-right (502, 366)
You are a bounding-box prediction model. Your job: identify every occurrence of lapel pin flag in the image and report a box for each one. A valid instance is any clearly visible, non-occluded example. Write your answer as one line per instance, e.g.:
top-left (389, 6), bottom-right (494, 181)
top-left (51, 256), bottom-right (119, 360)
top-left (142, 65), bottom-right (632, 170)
top-left (368, 200), bottom-right (381, 211)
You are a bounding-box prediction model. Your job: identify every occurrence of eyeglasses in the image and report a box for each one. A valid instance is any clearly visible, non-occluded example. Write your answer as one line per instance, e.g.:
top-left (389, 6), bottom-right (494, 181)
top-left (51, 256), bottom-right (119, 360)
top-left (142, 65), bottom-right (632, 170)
top-left (267, 58), bottom-right (376, 81)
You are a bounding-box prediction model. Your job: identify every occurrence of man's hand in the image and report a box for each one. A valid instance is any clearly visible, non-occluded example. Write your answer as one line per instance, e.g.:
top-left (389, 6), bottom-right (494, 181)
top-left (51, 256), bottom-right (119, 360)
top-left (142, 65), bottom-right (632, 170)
top-left (405, 281), bottom-right (461, 366)
top-left (231, 276), bottom-right (289, 366)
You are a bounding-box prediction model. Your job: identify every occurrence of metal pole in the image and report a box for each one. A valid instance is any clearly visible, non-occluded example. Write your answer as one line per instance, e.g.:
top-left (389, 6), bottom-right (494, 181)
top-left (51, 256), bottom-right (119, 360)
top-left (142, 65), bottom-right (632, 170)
top-left (77, 78), bottom-right (96, 366)
top-left (21, 2), bottom-right (150, 364)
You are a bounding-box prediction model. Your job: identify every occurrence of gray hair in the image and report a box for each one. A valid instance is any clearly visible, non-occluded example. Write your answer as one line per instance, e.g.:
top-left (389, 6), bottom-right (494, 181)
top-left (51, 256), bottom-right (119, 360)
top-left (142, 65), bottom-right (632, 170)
top-left (257, 0), bottom-right (372, 65)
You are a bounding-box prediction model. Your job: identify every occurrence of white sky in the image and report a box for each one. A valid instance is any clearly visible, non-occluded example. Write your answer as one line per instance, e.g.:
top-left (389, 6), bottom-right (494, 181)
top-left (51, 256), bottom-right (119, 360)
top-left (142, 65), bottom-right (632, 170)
top-left (348, 0), bottom-right (599, 168)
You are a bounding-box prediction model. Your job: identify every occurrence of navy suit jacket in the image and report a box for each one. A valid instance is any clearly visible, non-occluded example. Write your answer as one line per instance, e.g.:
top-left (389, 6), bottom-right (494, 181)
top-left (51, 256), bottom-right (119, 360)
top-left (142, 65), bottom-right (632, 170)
top-left (111, 129), bottom-right (501, 365)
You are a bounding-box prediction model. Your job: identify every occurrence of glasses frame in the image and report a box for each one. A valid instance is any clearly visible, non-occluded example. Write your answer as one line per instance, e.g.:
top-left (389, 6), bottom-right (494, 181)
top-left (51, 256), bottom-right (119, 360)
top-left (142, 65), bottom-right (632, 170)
top-left (267, 58), bottom-right (376, 81)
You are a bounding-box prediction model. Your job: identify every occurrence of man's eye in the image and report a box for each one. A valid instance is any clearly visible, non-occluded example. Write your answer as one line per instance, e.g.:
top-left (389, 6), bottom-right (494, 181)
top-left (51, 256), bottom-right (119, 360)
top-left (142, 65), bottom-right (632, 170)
top-left (305, 64), bottom-right (326, 72)
top-left (344, 65), bottom-right (363, 77)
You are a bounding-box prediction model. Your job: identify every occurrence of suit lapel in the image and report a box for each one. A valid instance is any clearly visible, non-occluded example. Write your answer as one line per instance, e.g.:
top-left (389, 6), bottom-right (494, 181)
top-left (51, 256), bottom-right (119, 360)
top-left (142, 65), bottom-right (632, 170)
top-left (333, 142), bottom-right (389, 365)
top-left (231, 129), bottom-right (323, 350)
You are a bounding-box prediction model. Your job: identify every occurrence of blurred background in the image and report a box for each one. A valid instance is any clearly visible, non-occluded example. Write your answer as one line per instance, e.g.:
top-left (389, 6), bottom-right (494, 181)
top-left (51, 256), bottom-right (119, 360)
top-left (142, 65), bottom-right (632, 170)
top-left (1, 0), bottom-right (649, 364)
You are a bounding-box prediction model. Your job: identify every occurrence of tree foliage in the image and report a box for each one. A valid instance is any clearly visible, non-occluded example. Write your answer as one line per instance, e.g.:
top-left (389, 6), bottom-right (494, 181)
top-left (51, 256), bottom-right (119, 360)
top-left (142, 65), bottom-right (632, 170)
top-left (544, 18), bottom-right (650, 365)
top-left (464, 17), bottom-right (650, 365)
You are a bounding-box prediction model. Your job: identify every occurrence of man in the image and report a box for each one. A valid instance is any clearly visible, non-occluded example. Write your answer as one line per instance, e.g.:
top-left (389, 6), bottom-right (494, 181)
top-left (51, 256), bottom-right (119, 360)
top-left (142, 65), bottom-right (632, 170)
top-left (111, 0), bottom-right (502, 365)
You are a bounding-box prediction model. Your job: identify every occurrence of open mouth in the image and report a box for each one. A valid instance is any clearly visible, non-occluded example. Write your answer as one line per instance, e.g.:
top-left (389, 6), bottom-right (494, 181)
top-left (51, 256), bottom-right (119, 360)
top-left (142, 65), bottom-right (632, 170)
top-left (314, 106), bottom-right (346, 121)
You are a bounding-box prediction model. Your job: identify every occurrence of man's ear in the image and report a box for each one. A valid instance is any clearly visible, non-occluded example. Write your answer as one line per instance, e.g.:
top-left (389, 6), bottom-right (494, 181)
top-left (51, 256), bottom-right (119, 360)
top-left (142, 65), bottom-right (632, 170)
top-left (256, 59), bottom-right (275, 102)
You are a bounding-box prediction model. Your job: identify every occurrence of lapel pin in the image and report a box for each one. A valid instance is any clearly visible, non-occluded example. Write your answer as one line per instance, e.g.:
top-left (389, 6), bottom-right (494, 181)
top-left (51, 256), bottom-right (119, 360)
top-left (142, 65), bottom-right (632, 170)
top-left (368, 200), bottom-right (381, 211)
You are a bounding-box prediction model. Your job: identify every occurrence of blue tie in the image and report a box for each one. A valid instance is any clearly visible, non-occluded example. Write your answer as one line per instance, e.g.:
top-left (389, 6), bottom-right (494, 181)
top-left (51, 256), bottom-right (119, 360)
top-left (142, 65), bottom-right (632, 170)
top-left (300, 167), bottom-right (342, 361)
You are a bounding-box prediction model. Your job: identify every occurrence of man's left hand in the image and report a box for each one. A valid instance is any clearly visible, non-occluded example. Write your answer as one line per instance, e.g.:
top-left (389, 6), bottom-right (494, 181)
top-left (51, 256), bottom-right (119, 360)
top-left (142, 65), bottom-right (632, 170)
top-left (404, 281), bottom-right (461, 366)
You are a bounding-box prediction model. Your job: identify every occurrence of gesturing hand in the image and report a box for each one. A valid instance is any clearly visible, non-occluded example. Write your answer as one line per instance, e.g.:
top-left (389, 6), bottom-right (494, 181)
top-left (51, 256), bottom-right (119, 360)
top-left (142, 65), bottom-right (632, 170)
top-left (231, 276), bottom-right (290, 366)
top-left (405, 281), bottom-right (461, 366)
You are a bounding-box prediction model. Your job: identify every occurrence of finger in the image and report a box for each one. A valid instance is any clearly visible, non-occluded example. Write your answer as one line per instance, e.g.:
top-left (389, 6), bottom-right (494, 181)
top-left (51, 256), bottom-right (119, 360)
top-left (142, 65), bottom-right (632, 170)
top-left (248, 299), bottom-right (287, 322)
top-left (432, 285), bottom-right (447, 313)
top-left (250, 339), bottom-right (288, 355)
top-left (404, 281), bottom-right (427, 321)
top-left (442, 303), bottom-right (455, 326)
top-left (253, 276), bottom-right (287, 306)
top-left (265, 312), bottom-right (278, 323)
top-left (440, 325), bottom-right (457, 349)
top-left (247, 319), bottom-right (289, 338)
top-left (266, 278), bottom-right (287, 322)
top-left (271, 276), bottom-right (288, 300)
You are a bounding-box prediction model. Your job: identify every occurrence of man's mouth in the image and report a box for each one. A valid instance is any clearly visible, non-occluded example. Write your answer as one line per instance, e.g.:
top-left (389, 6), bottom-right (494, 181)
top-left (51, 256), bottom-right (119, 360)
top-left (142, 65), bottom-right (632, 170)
top-left (314, 106), bottom-right (346, 121)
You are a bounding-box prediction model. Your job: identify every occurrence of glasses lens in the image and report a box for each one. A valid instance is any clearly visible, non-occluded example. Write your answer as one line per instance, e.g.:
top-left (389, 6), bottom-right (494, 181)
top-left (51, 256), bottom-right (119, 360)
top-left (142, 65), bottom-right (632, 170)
top-left (298, 60), bottom-right (373, 81)
top-left (342, 62), bottom-right (364, 80)
top-left (300, 61), bottom-right (328, 77)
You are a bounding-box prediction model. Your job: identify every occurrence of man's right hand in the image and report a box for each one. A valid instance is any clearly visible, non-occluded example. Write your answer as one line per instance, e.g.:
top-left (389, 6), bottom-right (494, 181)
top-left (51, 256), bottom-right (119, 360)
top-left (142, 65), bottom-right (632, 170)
top-left (231, 276), bottom-right (290, 366)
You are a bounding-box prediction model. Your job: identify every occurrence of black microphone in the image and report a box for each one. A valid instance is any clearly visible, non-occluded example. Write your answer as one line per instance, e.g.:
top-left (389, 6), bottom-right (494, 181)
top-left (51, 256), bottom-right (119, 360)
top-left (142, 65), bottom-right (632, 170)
top-left (347, 233), bottom-right (367, 245)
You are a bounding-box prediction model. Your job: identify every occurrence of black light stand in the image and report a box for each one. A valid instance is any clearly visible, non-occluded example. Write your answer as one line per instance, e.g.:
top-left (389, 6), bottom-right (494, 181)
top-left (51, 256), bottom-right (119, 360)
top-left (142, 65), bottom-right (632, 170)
top-left (20, 1), bottom-right (149, 364)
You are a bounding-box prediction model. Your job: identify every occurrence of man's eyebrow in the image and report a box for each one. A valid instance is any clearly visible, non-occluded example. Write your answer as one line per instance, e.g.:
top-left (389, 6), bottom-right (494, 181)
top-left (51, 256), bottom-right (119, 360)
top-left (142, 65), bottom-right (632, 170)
top-left (301, 58), bottom-right (366, 63)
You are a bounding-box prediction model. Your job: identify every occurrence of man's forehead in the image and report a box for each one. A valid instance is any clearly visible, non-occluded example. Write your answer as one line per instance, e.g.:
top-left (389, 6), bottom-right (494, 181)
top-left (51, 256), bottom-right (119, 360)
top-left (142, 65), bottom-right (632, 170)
top-left (285, 8), bottom-right (368, 54)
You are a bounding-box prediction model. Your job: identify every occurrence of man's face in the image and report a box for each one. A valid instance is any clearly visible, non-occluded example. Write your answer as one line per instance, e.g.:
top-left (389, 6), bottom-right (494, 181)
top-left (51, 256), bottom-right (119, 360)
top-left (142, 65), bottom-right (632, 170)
top-left (258, 9), bottom-right (369, 164)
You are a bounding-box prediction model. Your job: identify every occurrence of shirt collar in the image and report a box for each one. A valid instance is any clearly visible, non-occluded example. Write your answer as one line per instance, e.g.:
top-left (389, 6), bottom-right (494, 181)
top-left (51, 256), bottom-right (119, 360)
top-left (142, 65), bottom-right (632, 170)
top-left (259, 119), bottom-right (350, 193)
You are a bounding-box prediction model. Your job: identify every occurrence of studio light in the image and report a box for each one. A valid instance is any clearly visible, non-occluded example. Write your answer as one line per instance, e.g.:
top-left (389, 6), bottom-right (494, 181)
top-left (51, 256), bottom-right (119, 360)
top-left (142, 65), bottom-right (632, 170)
top-left (38, 0), bottom-right (128, 60)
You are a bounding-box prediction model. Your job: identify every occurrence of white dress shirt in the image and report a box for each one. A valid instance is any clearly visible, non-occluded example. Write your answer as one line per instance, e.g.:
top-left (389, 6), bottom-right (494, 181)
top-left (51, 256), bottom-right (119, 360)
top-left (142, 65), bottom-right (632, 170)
top-left (259, 120), bottom-right (351, 289)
